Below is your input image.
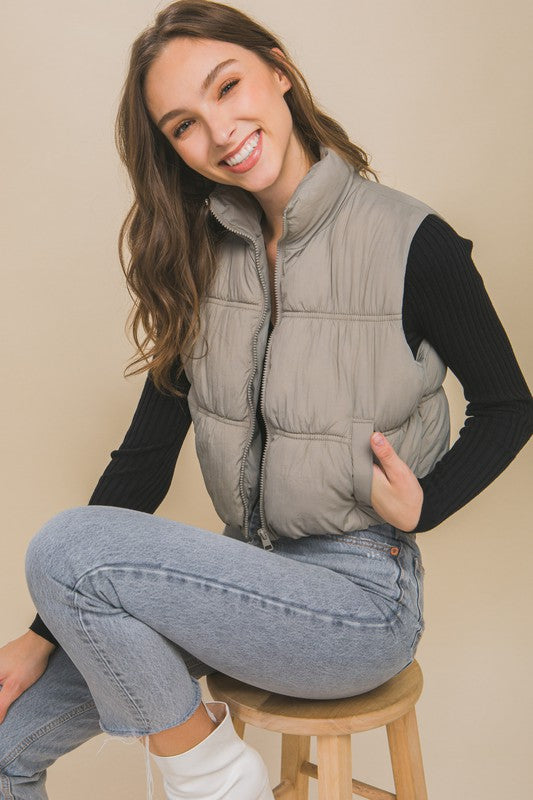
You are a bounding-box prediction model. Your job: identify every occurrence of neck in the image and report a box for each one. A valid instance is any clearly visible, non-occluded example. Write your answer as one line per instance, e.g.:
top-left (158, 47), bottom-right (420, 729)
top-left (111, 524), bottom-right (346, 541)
top-left (253, 136), bottom-right (318, 242)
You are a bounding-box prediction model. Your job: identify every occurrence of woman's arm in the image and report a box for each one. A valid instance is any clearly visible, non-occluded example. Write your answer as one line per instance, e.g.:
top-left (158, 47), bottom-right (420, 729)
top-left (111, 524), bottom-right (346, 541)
top-left (87, 361), bottom-right (192, 512)
top-left (29, 359), bottom-right (192, 646)
top-left (402, 213), bottom-right (533, 532)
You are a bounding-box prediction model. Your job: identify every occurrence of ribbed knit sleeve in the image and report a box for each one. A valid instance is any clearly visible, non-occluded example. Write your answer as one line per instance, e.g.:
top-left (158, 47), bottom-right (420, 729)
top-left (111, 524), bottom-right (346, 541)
top-left (29, 361), bottom-right (192, 647)
top-left (28, 616), bottom-right (61, 648)
top-left (86, 364), bottom-right (192, 512)
top-left (403, 214), bottom-right (533, 532)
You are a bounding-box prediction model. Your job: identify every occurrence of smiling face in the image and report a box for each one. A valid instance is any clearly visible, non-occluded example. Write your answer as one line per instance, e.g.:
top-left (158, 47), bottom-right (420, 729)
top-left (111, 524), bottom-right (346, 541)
top-left (144, 37), bottom-right (308, 199)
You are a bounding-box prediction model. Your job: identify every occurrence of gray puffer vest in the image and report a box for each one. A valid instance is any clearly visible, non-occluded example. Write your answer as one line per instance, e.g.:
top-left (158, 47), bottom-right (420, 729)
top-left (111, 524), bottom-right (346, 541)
top-left (181, 144), bottom-right (450, 548)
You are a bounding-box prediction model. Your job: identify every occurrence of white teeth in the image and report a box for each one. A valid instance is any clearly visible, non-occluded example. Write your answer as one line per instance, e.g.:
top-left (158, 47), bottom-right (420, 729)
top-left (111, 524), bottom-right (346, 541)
top-left (224, 131), bottom-right (260, 166)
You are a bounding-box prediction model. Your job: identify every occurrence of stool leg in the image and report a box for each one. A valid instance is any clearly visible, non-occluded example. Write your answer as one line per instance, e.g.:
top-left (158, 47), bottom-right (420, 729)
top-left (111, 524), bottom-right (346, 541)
top-left (316, 734), bottom-right (353, 800)
top-left (280, 734), bottom-right (310, 799)
top-left (386, 706), bottom-right (428, 800)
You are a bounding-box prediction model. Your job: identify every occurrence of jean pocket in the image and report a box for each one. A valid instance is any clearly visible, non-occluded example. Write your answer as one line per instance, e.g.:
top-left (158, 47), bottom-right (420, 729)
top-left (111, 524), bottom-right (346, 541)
top-left (323, 533), bottom-right (405, 607)
top-left (351, 419), bottom-right (375, 507)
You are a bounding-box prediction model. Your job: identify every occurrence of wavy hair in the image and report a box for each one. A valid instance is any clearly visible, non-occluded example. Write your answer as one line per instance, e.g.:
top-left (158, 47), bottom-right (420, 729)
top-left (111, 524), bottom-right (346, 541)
top-left (115, 0), bottom-right (380, 398)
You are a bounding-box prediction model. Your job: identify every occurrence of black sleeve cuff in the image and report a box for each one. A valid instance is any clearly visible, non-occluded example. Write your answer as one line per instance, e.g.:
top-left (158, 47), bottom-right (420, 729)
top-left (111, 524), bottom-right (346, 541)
top-left (29, 614), bottom-right (60, 648)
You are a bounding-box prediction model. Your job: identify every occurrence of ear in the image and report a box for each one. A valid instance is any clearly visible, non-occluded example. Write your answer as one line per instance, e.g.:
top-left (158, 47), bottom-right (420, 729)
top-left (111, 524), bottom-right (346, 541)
top-left (270, 46), bottom-right (292, 94)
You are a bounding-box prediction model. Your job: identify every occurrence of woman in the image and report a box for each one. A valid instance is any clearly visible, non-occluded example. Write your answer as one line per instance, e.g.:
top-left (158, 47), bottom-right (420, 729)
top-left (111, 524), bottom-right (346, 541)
top-left (1, 1), bottom-right (531, 799)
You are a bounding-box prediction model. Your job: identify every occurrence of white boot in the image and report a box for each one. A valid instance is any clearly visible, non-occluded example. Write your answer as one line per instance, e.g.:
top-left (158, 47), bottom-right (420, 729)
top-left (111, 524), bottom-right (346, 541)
top-left (149, 701), bottom-right (274, 800)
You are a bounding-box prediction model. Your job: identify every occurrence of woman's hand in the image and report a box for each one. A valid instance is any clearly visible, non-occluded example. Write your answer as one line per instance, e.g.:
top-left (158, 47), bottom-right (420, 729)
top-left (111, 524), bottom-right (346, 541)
top-left (0, 631), bottom-right (56, 724)
top-left (369, 432), bottom-right (423, 532)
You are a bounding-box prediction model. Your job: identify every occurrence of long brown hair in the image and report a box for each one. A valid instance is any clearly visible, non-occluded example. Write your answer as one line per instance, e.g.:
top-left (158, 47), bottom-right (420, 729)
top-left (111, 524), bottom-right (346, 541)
top-left (115, 0), bottom-right (380, 398)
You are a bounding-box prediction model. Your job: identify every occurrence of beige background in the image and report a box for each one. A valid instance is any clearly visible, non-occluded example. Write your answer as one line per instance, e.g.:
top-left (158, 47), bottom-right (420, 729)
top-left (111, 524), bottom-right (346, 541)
top-left (2, 1), bottom-right (532, 798)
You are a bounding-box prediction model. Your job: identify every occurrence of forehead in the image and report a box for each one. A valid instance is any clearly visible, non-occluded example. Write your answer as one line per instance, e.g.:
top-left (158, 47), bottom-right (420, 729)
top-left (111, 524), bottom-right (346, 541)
top-left (154, 36), bottom-right (253, 68)
top-left (144, 38), bottom-right (259, 111)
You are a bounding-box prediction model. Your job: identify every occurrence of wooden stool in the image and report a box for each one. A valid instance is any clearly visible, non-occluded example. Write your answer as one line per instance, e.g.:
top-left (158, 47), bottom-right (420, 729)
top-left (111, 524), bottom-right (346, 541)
top-left (207, 659), bottom-right (427, 800)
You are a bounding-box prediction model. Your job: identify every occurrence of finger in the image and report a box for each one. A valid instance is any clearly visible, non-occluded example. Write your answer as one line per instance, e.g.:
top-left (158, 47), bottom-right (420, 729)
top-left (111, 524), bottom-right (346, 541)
top-left (370, 462), bottom-right (386, 504)
top-left (0, 682), bottom-right (22, 723)
top-left (371, 461), bottom-right (388, 487)
top-left (370, 432), bottom-right (400, 478)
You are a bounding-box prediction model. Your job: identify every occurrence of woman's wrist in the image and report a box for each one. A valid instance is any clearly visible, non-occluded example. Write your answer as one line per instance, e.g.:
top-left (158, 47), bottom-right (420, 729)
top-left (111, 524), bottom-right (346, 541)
top-left (25, 628), bottom-right (57, 655)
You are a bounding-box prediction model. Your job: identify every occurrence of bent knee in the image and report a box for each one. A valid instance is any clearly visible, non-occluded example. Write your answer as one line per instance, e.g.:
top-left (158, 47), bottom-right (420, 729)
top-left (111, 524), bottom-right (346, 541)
top-left (25, 506), bottom-right (99, 588)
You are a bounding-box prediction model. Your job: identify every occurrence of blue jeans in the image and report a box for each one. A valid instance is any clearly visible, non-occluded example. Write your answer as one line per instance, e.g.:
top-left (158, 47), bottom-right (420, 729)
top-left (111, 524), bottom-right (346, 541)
top-left (1, 505), bottom-right (425, 799)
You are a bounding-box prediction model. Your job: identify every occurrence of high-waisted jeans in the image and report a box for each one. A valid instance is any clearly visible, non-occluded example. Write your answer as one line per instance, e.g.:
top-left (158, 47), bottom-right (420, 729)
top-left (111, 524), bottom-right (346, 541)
top-left (1, 504), bottom-right (425, 800)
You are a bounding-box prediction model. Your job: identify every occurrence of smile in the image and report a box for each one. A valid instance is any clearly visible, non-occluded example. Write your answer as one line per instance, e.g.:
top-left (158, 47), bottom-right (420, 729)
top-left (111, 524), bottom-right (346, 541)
top-left (220, 130), bottom-right (262, 171)
top-left (222, 130), bottom-right (261, 166)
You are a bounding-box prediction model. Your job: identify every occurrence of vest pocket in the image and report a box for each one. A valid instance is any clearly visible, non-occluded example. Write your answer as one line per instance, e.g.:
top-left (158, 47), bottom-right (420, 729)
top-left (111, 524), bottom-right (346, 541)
top-left (351, 418), bottom-right (375, 508)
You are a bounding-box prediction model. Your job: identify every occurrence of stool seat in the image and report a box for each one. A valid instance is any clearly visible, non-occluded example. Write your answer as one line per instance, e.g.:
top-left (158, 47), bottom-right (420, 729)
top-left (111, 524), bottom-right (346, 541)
top-left (208, 660), bottom-right (422, 736)
top-left (207, 660), bottom-right (427, 799)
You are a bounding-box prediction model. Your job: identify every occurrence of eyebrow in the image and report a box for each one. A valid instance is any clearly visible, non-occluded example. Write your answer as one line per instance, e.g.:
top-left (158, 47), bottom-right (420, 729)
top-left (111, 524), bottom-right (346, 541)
top-left (156, 58), bottom-right (239, 130)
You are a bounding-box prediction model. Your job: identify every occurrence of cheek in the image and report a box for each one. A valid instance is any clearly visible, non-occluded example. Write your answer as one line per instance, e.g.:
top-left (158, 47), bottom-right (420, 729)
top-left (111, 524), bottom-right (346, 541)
top-left (175, 140), bottom-right (210, 175)
top-left (237, 83), bottom-right (278, 120)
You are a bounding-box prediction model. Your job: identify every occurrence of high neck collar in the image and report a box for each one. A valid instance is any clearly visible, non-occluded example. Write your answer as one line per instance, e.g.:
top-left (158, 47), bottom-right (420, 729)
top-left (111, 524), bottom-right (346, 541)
top-left (206, 143), bottom-right (361, 249)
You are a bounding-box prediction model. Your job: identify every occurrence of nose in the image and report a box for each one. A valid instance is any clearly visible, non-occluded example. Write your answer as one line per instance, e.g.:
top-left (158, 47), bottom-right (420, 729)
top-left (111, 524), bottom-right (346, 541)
top-left (205, 114), bottom-right (237, 159)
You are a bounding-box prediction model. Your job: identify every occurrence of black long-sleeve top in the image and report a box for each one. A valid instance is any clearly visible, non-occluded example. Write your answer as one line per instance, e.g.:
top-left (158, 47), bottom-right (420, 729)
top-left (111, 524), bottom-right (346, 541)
top-left (30, 214), bottom-right (533, 647)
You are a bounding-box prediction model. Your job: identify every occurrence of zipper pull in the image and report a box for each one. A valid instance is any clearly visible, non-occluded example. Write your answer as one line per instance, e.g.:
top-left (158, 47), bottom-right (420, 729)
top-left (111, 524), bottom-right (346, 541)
top-left (257, 527), bottom-right (274, 551)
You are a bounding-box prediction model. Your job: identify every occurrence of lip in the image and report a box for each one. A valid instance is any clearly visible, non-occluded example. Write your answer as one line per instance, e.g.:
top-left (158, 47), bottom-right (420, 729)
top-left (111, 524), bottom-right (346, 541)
top-left (219, 129), bottom-right (261, 164)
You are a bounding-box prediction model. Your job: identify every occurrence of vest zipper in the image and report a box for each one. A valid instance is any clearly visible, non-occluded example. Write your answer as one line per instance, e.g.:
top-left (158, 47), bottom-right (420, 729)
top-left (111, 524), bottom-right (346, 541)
top-left (206, 201), bottom-right (268, 543)
top-left (256, 209), bottom-right (288, 550)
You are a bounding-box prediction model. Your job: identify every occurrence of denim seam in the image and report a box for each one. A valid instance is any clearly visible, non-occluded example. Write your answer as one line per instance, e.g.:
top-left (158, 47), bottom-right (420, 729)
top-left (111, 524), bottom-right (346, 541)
top-left (397, 553), bottom-right (424, 651)
top-left (396, 551), bottom-right (406, 608)
top-left (74, 572), bottom-right (207, 736)
top-left (410, 556), bottom-right (425, 650)
top-left (0, 699), bottom-right (96, 771)
top-left (0, 772), bottom-right (14, 800)
top-left (317, 531), bottom-right (419, 557)
top-left (73, 563), bottom-right (394, 630)
top-left (326, 536), bottom-right (399, 554)
top-left (413, 556), bottom-right (424, 626)
top-left (275, 534), bottom-right (402, 556)
top-left (73, 580), bottom-right (153, 732)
